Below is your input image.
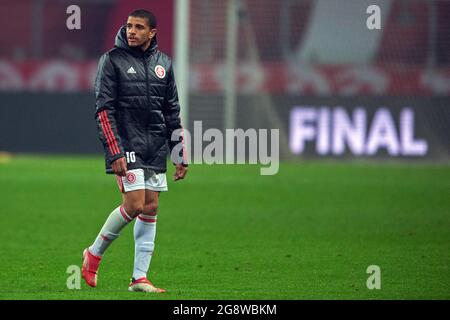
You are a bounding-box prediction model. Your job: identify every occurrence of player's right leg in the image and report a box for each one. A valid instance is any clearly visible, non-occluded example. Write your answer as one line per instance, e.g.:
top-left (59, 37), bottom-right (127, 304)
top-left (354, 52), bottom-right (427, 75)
top-left (82, 170), bottom-right (146, 287)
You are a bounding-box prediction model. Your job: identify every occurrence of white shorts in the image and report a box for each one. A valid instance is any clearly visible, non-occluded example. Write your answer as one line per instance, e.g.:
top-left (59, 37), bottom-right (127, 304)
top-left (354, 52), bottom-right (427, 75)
top-left (115, 168), bottom-right (168, 193)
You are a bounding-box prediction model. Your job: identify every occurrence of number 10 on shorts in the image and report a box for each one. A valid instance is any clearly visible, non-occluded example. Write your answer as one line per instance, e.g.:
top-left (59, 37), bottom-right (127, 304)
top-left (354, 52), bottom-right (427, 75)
top-left (126, 151), bottom-right (136, 163)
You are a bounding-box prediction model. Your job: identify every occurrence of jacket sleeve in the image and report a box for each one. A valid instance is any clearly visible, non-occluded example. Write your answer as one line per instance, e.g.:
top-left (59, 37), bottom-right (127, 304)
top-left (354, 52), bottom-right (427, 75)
top-left (94, 53), bottom-right (124, 164)
top-left (163, 64), bottom-right (188, 166)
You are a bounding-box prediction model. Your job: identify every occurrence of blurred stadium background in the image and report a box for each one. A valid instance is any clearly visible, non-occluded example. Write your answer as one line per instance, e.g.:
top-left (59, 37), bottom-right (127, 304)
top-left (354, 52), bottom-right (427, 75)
top-left (0, 0), bottom-right (448, 299)
top-left (0, 0), bottom-right (449, 159)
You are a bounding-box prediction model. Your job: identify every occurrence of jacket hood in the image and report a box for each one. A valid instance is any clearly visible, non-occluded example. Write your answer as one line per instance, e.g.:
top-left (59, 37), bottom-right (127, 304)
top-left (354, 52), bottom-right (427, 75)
top-left (114, 26), bottom-right (158, 56)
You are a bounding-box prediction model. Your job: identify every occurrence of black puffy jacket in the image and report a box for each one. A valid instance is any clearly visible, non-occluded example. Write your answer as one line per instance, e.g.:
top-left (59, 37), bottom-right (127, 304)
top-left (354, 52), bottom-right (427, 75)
top-left (94, 26), bottom-right (185, 174)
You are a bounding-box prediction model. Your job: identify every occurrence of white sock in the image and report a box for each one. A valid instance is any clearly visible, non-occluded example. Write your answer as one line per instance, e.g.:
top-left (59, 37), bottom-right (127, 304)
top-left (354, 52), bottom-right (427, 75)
top-left (89, 206), bottom-right (133, 257)
top-left (132, 213), bottom-right (157, 279)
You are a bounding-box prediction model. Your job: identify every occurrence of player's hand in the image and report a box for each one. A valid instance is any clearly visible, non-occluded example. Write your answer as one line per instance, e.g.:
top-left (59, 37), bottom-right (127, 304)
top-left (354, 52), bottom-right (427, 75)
top-left (173, 164), bottom-right (188, 181)
top-left (112, 157), bottom-right (127, 176)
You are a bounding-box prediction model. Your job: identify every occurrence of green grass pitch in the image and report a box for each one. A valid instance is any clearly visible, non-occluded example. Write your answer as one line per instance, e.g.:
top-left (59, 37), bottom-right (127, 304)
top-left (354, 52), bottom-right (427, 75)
top-left (0, 155), bottom-right (448, 299)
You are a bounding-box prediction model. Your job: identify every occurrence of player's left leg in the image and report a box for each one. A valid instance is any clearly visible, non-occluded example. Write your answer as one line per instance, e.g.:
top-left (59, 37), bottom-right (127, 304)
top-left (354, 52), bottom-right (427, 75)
top-left (132, 190), bottom-right (159, 279)
top-left (129, 170), bottom-right (168, 292)
top-left (129, 189), bottom-right (166, 292)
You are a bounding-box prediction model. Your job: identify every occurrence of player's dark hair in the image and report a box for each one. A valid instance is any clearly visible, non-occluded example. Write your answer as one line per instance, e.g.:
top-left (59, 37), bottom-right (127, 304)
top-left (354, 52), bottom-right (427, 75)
top-left (129, 9), bottom-right (157, 28)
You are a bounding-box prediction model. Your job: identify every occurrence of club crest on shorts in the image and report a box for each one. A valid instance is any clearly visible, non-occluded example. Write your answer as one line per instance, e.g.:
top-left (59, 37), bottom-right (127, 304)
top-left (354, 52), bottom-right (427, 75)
top-left (155, 65), bottom-right (166, 79)
top-left (126, 172), bottom-right (136, 184)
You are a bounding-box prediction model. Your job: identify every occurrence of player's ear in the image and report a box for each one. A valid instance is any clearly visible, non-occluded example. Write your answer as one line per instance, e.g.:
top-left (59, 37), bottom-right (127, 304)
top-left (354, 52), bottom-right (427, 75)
top-left (150, 28), bottom-right (157, 39)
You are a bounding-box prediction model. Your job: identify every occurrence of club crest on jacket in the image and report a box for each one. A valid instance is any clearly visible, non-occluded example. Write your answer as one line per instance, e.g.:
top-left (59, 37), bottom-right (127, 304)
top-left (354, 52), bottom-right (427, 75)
top-left (155, 65), bottom-right (166, 79)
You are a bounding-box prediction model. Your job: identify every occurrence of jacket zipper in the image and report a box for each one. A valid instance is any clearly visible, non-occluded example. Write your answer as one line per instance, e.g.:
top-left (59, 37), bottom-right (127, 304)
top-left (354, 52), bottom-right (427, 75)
top-left (143, 57), bottom-right (150, 107)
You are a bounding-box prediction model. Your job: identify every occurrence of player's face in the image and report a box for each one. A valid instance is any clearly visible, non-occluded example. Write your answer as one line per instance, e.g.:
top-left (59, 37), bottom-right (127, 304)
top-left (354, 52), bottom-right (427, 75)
top-left (126, 16), bottom-right (156, 48)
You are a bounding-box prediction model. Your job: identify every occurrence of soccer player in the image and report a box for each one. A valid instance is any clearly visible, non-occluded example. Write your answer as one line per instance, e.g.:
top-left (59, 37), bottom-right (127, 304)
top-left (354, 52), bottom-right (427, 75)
top-left (82, 9), bottom-right (188, 293)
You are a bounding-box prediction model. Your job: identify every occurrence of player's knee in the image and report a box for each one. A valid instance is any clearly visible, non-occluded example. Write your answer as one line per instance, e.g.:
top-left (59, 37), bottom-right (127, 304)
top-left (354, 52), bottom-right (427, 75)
top-left (125, 202), bottom-right (145, 218)
top-left (144, 202), bottom-right (158, 216)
